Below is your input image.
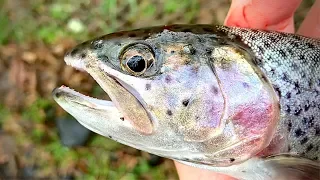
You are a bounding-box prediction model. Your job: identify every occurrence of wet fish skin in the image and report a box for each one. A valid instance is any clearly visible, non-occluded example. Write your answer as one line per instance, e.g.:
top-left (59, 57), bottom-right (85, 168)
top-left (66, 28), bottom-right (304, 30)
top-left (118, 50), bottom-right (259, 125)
top-left (53, 25), bottom-right (320, 180)
top-left (217, 26), bottom-right (320, 161)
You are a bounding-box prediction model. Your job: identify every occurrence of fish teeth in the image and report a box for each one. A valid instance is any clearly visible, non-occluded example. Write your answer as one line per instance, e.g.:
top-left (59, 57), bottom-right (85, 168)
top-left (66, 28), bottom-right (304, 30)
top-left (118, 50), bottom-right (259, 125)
top-left (59, 85), bottom-right (103, 101)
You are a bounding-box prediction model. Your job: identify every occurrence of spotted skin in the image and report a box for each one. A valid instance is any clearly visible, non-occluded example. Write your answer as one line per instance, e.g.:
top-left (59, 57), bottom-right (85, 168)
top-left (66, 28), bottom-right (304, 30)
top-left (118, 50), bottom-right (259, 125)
top-left (217, 26), bottom-right (320, 161)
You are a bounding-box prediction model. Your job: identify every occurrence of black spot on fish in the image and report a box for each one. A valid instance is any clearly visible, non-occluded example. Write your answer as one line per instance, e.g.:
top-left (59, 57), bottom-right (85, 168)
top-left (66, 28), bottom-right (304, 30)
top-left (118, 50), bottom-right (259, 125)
top-left (268, 36), bottom-right (277, 42)
top-left (306, 144), bottom-right (314, 152)
top-left (278, 49), bottom-right (286, 58)
top-left (294, 128), bottom-right (305, 137)
top-left (229, 158), bottom-right (235, 162)
top-left (165, 75), bottom-right (172, 83)
top-left (285, 105), bottom-right (291, 113)
top-left (294, 81), bottom-right (301, 94)
top-left (306, 42), bottom-right (315, 49)
top-left (282, 73), bottom-right (289, 82)
top-left (170, 50), bottom-right (175, 54)
top-left (288, 145), bottom-right (291, 151)
top-left (292, 42), bottom-right (300, 48)
top-left (167, 110), bottom-right (173, 116)
top-left (211, 86), bottom-right (219, 94)
top-left (288, 121), bottom-right (292, 132)
top-left (308, 116), bottom-right (315, 127)
top-left (270, 68), bottom-right (276, 75)
top-left (292, 35), bottom-right (301, 41)
top-left (299, 54), bottom-right (305, 62)
top-left (250, 35), bottom-right (257, 41)
top-left (182, 99), bottom-right (190, 107)
top-left (313, 157), bottom-right (318, 161)
top-left (205, 48), bottom-right (212, 54)
top-left (264, 41), bottom-right (271, 48)
top-left (242, 82), bottom-right (250, 88)
top-left (304, 100), bottom-right (310, 111)
top-left (257, 46), bottom-right (264, 54)
top-left (250, 29), bottom-right (259, 33)
top-left (108, 135), bottom-right (112, 139)
top-left (302, 117), bottom-right (308, 125)
top-left (294, 106), bottom-right (302, 116)
top-left (285, 92), bottom-right (291, 99)
top-left (287, 48), bottom-right (293, 56)
top-left (300, 137), bottom-right (308, 145)
top-left (120, 117), bottom-right (124, 121)
top-left (239, 29), bottom-right (248, 33)
top-left (308, 80), bottom-right (313, 88)
top-left (145, 83), bottom-right (151, 90)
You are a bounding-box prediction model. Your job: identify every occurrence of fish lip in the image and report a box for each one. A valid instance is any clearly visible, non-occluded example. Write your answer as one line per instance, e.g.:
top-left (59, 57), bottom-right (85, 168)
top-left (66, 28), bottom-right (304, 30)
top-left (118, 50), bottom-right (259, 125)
top-left (52, 85), bottom-right (114, 110)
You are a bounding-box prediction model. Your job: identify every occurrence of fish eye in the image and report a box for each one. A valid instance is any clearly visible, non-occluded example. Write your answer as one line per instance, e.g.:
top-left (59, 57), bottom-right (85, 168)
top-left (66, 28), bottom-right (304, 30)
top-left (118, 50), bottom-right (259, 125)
top-left (126, 55), bottom-right (146, 73)
top-left (120, 43), bottom-right (155, 76)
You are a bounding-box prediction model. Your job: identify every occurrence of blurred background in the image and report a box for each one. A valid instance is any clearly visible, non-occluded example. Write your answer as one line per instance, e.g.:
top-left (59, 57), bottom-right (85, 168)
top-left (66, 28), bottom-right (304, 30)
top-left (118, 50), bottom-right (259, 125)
top-left (0, 0), bottom-right (315, 179)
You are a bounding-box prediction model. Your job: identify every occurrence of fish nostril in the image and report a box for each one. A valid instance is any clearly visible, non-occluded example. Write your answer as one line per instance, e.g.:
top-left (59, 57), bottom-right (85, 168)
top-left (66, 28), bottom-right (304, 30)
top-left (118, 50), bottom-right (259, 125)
top-left (70, 48), bottom-right (79, 57)
top-left (52, 88), bottom-right (63, 99)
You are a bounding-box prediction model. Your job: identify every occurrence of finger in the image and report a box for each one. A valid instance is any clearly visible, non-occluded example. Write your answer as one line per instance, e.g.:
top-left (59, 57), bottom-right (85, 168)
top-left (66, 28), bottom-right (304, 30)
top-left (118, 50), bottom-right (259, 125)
top-left (297, 0), bottom-right (320, 38)
top-left (174, 161), bottom-right (236, 180)
top-left (224, 0), bottom-right (302, 33)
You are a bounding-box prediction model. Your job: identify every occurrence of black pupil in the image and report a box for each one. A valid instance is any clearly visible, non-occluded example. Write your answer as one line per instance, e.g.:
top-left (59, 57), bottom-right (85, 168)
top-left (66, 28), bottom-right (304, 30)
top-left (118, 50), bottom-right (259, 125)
top-left (127, 55), bottom-right (146, 72)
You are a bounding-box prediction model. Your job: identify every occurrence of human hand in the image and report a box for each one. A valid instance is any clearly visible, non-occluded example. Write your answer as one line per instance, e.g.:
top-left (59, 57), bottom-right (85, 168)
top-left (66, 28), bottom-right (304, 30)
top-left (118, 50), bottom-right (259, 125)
top-left (174, 0), bottom-right (320, 179)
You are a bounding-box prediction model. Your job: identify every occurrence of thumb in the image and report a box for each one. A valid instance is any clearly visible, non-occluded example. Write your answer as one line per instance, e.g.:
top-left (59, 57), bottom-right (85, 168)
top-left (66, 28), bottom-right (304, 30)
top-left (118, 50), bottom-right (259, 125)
top-left (224, 0), bottom-right (302, 33)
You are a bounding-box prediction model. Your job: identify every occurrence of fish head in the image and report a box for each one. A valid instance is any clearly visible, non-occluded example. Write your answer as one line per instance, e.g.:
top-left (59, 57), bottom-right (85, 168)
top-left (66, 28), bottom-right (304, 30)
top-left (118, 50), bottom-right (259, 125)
top-left (53, 25), bottom-right (280, 166)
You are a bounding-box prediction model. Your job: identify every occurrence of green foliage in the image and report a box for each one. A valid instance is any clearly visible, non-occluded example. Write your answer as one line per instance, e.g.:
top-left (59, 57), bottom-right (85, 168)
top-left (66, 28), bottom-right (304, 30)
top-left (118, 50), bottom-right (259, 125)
top-left (49, 3), bottom-right (74, 21)
top-left (22, 98), bottom-right (53, 123)
top-left (0, 11), bottom-right (11, 44)
top-left (46, 141), bottom-right (77, 164)
top-left (164, 1), bottom-right (181, 13)
top-left (0, 105), bottom-right (10, 127)
top-left (89, 135), bottom-right (122, 151)
top-left (142, 4), bottom-right (156, 17)
top-left (32, 128), bottom-right (46, 142)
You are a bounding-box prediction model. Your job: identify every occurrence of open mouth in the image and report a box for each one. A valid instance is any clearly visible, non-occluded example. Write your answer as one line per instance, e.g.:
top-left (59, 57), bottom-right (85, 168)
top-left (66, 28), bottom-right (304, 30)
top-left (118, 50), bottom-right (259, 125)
top-left (52, 85), bottom-right (114, 110)
top-left (53, 52), bottom-right (154, 135)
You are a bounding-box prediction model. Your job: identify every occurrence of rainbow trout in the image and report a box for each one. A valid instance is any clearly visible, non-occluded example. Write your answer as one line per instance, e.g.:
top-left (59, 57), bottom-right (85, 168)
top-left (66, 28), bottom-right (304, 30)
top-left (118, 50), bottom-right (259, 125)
top-left (52, 25), bottom-right (320, 180)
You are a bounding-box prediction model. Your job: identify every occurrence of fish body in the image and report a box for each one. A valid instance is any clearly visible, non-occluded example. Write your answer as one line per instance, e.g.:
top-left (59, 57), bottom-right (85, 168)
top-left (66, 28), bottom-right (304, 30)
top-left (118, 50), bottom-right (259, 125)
top-left (53, 25), bottom-right (320, 180)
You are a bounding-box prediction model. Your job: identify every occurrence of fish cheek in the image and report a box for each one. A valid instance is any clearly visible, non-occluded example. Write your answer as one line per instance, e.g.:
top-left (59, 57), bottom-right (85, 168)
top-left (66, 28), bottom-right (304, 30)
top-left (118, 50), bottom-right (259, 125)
top-left (148, 65), bottom-right (225, 142)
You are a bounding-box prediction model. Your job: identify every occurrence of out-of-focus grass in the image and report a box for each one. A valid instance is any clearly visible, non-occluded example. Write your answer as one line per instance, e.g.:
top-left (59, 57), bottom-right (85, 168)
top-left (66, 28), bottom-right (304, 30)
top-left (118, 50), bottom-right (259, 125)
top-left (0, 0), bottom-right (200, 45)
top-left (0, 105), bottom-right (10, 128)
